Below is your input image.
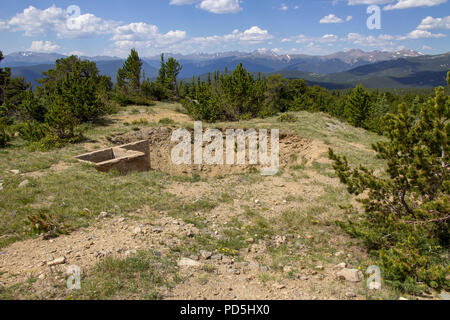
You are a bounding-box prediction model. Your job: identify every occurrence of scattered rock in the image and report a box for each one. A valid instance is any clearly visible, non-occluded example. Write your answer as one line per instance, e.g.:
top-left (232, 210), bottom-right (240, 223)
top-left (283, 266), bottom-right (293, 273)
top-left (18, 180), bottom-right (29, 188)
top-left (315, 265), bottom-right (324, 271)
top-left (334, 251), bottom-right (344, 257)
top-left (85, 242), bottom-right (94, 249)
top-left (199, 250), bottom-right (212, 260)
top-left (124, 249), bottom-right (137, 256)
top-left (345, 292), bottom-right (357, 298)
top-left (189, 255), bottom-right (199, 261)
top-left (274, 283), bottom-right (286, 290)
top-left (227, 268), bottom-right (240, 275)
top-left (273, 235), bottom-right (286, 247)
top-left (47, 257), bottom-right (66, 266)
top-left (260, 266), bottom-right (270, 272)
top-left (337, 268), bottom-right (364, 282)
top-left (9, 170), bottom-right (20, 175)
top-left (0, 183), bottom-right (3, 191)
top-left (298, 275), bottom-right (309, 281)
top-left (398, 297), bottom-right (409, 300)
top-left (132, 226), bottom-right (142, 235)
top-left (211, 254), bottom-right (222, 261)
top-left (95, 250), bottom-right (112, 258)
top-left (97, 212), bottom-right (111, 219)
top-left (178, 258), bottom-right (202, 268)
top-left (439, 292), bottom-right (450, 300)
top-left (313, 274), bottom-right (324, 280)
top-left (246, 238), bottom-right (254, 244)
top-left (222, 255), bottom-right (233, 265)
top-left (334, 262), bottom-right (346, 269)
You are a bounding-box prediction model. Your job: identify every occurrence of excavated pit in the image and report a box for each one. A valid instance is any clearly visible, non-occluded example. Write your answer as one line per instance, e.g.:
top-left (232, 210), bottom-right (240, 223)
top-left (100, 127), bottom-right (318, 177)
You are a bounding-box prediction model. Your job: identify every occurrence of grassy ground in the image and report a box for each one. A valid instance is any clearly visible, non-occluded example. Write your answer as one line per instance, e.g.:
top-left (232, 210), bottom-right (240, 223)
top-left (0, 102), bottom-right (408, 300)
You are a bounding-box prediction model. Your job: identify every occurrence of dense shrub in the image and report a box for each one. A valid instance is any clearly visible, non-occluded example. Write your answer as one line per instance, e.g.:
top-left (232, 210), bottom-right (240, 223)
top-left (0, 118), bottom-right (10, 148)
top-left (182, 64), bottom-right (267, 122)
top-left (277, 113), bottom-right (297, 123)
top-left (329, 85), bottom-right (450, 293)
top-left (19, 120), bottom-right (48, 142)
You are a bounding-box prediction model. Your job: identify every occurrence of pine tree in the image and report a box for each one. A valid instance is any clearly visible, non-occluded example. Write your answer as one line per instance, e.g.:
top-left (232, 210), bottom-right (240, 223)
top-left (156, 54), bottom-right (167, 85)
top-left (345, 85), bottom-right (371, 128)
top-left (0, 51), bottom-right (11, 106)
top-left (117, 49), bottom-right (143, 96)
top-left (165, 57), bottom-right (182, 98)
top-left (46, 65), bottom-right (106, 139)
top-left (329, 86), bottom-right (450, 291)
top-left (264, 74), bottom-right (289, 114)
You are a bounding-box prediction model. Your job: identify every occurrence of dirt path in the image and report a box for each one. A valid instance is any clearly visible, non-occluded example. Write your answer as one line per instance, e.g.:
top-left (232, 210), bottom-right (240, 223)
top-left (0, 159), bottom-right (375, 300)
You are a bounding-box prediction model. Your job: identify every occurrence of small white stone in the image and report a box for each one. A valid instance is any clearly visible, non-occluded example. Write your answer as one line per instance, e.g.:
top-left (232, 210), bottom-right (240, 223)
top-left (337, 268), bottom-right (363, 282)
top-left (334, 262), bottom-right (347, 269)
top-left (47, 257), bottom-right (66, 266)
top-left (178, 258), bottom-right (202, 268)
top-left (132, 226), bottom-right (142, 235)
top-left (18, 180), bottom-right (29, 188)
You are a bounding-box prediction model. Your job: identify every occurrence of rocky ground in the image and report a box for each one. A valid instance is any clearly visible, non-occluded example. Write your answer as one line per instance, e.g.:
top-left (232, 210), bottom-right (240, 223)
top-left (0, 104), bottom-right (446, 300)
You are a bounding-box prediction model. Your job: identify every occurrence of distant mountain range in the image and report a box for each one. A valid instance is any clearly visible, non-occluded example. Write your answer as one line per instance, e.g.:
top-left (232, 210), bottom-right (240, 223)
top-left (1, 49), bottom-right (449, 89)
top-left (276, 52), bottom-right (450, 89)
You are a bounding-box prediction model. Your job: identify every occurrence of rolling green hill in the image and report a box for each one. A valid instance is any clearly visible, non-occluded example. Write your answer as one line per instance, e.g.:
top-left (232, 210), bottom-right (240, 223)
top-left (277, 53), bottom-right (450, 89)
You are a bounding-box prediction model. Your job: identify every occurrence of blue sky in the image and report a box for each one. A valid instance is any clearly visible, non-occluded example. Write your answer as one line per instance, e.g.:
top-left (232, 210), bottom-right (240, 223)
top-left (0, 0), bottom-right (449, 57)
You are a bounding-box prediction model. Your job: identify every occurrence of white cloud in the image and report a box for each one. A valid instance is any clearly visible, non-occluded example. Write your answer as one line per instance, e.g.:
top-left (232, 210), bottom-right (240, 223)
top-left (384, 0), bottom-right (447, 10)
top-left (8, 5), bottom-right (119, 38)
top-left (239, 26), bottom-right (273, 42)
top-left (417, 16), bottom-right (450, 30)
top-left (68, 50), bottom-right (85, 56)
top-left (109, 24), bottom-right (272, 56)
top-left (28, 40), bottom-right (60, 52)
top-left (0, 20), bottom-right (9, 31)
top-left (348, 0), bottom-right (394, 5)
top-left (280, 3), bottom-right (289, 11)
top-left (8, 5), bottom-right (66, 36)
top-left (348, 0), bottom-right (447, 9)
top-left (322, 34), bottom-right (339, 42)
top-left (188, 26), bottom-right (272, 46)
top-left (111, 22), bottom-right (187, 52)
top-left (346, 16), bottom-right (353, 21)
top-left (198, 0), bottom-right (242, 14)
top-left (170, 0), bottom-right (242, 14)
top-left (320, 14), bottom-right (344, 23)
top-left (283, 27), bottom-right (446, 52)
top-left (169, 0), bottom-right (197, 4)
top-left (399, 29), bottom-right (445, 39)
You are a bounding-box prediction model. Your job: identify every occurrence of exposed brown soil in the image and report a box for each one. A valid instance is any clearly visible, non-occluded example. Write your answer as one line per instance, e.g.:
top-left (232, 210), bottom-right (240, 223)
top-left (108, 127), bottom-right (327, 177)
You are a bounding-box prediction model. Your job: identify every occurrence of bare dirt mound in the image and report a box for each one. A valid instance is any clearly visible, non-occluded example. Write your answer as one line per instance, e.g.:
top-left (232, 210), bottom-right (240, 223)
top-left (108, 127), bottom-right (324, 177)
